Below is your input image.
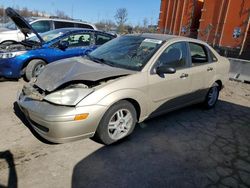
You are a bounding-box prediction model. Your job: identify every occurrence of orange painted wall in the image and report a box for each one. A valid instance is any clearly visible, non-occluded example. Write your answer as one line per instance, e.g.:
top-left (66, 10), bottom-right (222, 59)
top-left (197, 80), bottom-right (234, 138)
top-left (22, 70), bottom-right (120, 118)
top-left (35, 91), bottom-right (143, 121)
top-left (198, 0), bottom-right (221, 43)
top-left (198, 0), bottom-right (250, 48)
top-left (158, 0), bottom-right (250, 49)
top-left (158, 0), bottom-right (168, 33)
top-left (220, 0), bottom-right (250, 48)
top-left (158, 0), bottom-right (203, 38)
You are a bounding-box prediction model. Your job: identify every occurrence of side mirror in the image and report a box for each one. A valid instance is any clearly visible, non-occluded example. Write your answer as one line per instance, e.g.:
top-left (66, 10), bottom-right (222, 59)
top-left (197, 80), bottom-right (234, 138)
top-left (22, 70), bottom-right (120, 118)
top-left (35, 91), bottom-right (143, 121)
top-left (58, 41), bottom-right (69, 50)
top-left (156, 65), bottom-right (176, 75)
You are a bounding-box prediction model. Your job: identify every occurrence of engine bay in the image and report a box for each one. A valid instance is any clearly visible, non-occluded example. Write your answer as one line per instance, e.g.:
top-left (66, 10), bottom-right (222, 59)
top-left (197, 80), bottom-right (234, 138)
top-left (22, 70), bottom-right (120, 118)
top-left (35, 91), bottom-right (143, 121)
top-left (0, 40), bottom-right (40, 52)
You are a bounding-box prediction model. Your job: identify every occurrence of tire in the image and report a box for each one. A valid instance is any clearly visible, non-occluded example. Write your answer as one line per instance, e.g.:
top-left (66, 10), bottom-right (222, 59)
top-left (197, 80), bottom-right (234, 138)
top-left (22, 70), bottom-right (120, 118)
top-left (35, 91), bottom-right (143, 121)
top-left (94, 100), bottom-right (137, 145)
top-left (25, 59), bottom-right (46, 81)
top-left (0, 40), bottom-right (18, 45)
top-left (204, 84), bottom-right (220, 109)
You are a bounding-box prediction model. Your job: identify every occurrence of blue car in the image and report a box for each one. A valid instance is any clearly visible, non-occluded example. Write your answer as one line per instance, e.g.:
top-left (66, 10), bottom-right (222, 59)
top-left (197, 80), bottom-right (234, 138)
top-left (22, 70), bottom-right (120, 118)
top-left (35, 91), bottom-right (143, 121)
top-left (0, 8), bottom-right (116, 80)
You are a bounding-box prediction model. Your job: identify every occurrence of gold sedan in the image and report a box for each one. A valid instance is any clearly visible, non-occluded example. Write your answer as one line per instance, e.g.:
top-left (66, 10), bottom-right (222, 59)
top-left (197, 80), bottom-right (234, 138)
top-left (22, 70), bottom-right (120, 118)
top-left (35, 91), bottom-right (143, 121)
top-left (17, 34), bottom-right (230, 145)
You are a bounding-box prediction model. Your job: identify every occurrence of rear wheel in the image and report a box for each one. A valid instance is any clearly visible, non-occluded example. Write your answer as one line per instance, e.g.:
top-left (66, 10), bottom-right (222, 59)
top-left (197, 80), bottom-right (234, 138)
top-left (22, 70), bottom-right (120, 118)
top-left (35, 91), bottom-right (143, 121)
top-left (94, 100), bottom-right (137, 145)
top-left (204, 84), bottom-right (219, 108)
top-left (25, 59), bottom-right (46, 81)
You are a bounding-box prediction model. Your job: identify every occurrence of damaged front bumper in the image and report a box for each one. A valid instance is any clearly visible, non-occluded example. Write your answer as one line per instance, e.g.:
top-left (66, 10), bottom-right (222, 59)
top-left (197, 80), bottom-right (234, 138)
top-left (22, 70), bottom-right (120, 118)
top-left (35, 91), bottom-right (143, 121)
top-left (17, 88), bottom-right (107, 143)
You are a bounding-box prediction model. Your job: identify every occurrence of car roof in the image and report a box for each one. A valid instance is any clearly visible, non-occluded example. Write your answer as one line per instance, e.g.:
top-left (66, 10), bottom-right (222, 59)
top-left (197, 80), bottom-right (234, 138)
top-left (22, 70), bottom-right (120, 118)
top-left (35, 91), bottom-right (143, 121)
top-left (28, 17), bottom-right (97, 30)
top-left (29, 17), bottom-right (94, 25)
top-left (127, 33), bottom-right (207, 45)
top-left (49, 27), bottom-right (116, 36)
top-left (126, 33), bottom-right (180, 41)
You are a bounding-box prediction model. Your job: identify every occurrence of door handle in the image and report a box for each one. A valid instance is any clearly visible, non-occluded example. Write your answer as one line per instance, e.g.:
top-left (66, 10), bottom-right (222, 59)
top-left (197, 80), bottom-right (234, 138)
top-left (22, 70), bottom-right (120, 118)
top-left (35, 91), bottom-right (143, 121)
top-left (180, 73), bottom-right (189, 78)
top-left (207, 67), bottom-right (213, 71)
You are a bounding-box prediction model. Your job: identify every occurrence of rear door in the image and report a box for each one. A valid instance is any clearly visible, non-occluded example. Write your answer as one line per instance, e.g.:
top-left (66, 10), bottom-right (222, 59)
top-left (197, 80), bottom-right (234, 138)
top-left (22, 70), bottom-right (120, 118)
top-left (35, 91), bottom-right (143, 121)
top-left (187, 42), bottom-right (217, 100)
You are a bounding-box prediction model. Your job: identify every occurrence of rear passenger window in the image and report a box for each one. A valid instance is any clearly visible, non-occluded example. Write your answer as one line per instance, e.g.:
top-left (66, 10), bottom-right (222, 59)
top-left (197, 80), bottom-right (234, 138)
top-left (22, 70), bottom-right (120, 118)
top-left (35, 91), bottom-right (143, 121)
top-left (54, 21), bottom-right (74, 29)
top-left (189, 43), bottom-right (208, 65)
top-left (75, 23), bottom-right (94, 29)
top-left (95, 34), bottom-right (113, 45)
top-left (31, 21), bottom-right (51, 33)
top-left (156, 42), bottom-right (188, 69)
top-left (209, 50), bottom-right (218, 62)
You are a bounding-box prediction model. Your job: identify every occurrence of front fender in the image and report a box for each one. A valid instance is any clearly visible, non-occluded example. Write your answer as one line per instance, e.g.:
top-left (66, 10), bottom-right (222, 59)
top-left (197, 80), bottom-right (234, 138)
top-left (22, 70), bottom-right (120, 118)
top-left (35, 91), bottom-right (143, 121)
top-left (97, 89), bottom-right (150, 122)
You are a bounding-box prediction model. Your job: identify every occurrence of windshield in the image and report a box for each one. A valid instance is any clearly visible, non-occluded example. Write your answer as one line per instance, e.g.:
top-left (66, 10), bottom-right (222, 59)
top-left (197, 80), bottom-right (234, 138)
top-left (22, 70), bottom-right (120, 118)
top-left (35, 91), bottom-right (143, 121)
top-left (28, 29), bottom-right (67, 43)
top-left (88, 35), bottom-right (163, 71)
top-left (4, 21), bottom-right (17, 30)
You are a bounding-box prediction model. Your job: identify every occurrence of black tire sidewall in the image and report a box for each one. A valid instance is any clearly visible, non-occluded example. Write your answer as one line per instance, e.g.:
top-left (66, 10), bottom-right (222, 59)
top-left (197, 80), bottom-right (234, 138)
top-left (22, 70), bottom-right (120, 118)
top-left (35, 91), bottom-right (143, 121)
top-left (96, 100), bottom-right (137, 145)
top-left (205, 86), bottom-right (219, 109)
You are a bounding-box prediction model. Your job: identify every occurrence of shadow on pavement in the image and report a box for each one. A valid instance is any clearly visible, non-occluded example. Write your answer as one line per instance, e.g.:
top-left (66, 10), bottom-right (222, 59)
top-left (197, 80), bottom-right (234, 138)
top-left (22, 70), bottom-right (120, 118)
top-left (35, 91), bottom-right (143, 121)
top-left (0, 78), bottom-right (18, 82)
top-left (13, 102), bottom-right (55, 145)
top-left (0, 150), bottom-right (18, 188)
top-left (72, 100), bottom-right (250, 188)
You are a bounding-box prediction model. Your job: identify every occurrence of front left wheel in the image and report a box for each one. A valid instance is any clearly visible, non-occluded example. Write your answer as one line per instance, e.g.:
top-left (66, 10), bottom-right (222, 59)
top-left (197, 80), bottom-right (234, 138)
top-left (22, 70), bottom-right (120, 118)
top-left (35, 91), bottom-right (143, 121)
top-left (94, 100), bottom-right (137, 145)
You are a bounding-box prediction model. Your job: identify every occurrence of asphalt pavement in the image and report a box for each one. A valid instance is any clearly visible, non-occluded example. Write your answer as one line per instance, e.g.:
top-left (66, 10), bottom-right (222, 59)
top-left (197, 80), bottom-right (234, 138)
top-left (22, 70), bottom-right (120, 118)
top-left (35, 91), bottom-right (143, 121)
top-left (0, 79), bottom-right (249, 188)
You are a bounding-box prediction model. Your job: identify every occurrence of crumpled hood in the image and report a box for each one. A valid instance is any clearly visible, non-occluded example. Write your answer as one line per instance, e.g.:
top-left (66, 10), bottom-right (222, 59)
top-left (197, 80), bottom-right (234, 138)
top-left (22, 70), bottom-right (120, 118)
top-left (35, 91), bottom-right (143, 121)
top-left (35, 57), bottom-right (136, 92)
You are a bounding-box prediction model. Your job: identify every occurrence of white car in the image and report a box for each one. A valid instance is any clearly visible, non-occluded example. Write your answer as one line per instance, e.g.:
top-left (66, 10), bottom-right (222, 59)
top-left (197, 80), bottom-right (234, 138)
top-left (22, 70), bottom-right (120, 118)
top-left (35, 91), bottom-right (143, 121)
top-left (0, 16), bottom-right (97, 43)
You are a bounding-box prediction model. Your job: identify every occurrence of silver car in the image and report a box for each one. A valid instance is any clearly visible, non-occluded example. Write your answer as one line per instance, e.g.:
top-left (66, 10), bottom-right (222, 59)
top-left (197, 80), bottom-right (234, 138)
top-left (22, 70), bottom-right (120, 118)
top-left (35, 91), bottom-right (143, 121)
top-left (17, 34), bottom-right (230, 145)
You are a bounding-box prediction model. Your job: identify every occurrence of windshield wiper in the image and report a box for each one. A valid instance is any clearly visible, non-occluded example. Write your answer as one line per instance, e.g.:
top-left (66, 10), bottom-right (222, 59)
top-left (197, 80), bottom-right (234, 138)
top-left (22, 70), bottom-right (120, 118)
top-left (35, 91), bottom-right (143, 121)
top-left (86, 54), bottom-right (115, 67)
top-left (86, 53), bottom-right (101, 63)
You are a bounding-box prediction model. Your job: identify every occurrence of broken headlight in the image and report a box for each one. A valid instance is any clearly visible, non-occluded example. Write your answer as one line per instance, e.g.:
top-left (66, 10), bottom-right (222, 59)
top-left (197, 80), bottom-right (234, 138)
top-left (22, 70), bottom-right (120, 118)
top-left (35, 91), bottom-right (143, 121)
top-left (44, 88), bottom-right (94, 106)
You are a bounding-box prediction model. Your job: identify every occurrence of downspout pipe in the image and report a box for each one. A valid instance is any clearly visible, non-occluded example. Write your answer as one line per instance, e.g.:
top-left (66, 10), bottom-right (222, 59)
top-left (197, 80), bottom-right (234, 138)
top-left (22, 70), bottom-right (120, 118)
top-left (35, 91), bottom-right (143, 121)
top-left (219, 0), bottom-right (231, 47)
top-left (239, 13), bottom-right (250, 56)
top-left (213, 0), bottom-right (225, 46)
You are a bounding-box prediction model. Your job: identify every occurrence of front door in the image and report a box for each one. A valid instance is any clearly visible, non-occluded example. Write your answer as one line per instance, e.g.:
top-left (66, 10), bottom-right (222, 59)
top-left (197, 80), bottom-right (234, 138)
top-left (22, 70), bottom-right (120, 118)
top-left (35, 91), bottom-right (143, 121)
top-left (50, 32), bottom-right (94, 62)
top-left (148, 42), bottom-right (193, 116)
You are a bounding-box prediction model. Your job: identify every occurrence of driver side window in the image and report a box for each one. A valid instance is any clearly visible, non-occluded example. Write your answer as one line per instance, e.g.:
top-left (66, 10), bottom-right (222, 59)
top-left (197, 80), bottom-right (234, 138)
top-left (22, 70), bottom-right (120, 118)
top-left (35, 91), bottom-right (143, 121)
top-left (61, 33), bottom-right (92, 48)
top-left (156, 42), bottom-right (188, 69)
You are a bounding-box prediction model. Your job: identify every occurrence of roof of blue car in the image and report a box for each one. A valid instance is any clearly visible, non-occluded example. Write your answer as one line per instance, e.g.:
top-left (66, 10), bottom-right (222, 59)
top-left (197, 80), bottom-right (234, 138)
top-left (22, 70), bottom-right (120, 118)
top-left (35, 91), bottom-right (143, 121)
top-left (51, 28), bottom-right (116, 36)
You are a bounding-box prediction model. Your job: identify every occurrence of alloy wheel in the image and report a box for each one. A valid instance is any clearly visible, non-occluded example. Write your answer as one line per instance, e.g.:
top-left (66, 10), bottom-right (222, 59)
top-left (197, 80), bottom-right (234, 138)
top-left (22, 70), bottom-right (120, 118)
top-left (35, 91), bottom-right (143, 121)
top-left (33, 64), bottom-right (45, 77)
top-left (107, 109), bottom-right (133, 140)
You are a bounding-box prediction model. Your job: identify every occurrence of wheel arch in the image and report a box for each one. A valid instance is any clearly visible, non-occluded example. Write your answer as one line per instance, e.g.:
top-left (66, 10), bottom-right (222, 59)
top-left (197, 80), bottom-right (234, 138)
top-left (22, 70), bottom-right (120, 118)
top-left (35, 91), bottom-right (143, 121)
top-left (215, 80), bottom-right (222, 90)
top-left (95, 89), bottom-right (149, 122)
top-left (21, 58), bottom-right (48, 71)
top-left (120, 98), bottom-right (141, 122)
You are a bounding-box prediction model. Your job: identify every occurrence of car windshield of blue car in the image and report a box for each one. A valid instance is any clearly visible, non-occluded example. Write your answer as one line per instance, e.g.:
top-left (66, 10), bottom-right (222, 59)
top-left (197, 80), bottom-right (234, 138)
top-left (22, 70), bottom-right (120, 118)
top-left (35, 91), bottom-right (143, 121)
top-left (28, 29), bottom-right (67, 43)
top-left (88, 35), bottom-right (163, 71)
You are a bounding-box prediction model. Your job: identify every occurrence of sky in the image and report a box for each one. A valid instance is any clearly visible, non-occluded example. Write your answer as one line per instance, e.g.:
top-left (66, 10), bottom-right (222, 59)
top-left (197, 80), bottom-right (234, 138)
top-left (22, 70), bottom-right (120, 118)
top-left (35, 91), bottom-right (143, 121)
top-left (0, 0), bottom-right (161, 26)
